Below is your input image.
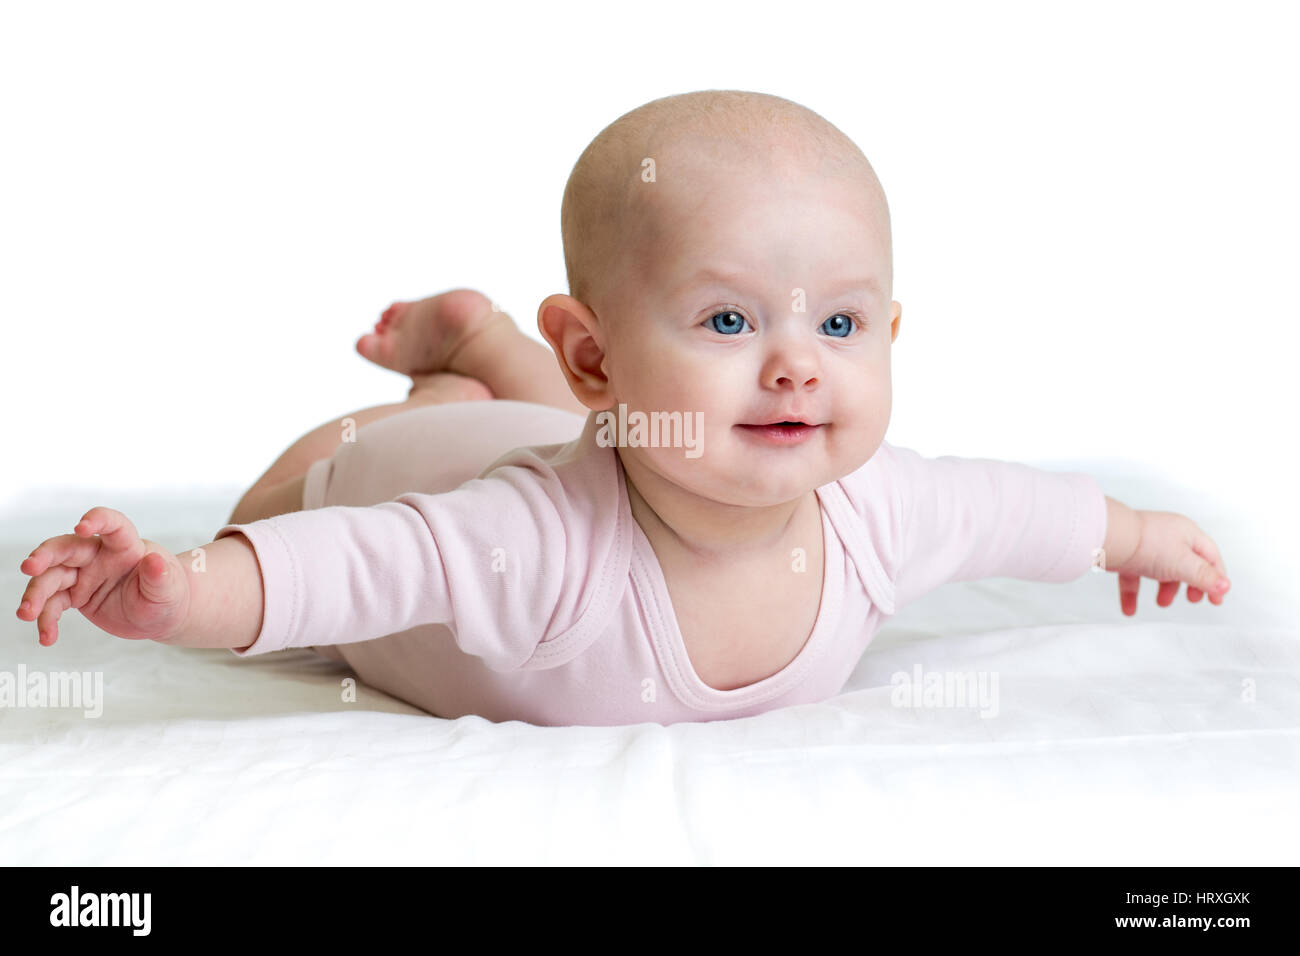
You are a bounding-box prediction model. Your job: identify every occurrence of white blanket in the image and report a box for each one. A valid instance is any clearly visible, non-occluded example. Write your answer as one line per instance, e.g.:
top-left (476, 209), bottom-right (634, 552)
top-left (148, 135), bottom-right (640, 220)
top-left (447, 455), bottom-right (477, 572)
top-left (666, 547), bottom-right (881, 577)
top-left (2, 476), bottom-right (1296, 865)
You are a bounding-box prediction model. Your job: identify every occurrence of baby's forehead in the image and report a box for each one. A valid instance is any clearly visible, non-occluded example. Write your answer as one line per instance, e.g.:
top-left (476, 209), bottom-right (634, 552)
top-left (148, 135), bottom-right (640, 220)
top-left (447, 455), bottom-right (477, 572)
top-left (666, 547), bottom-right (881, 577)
top-left (632, 167), bottom-right (889, 267)
top-left (640, 138), bottom-right (885, 221)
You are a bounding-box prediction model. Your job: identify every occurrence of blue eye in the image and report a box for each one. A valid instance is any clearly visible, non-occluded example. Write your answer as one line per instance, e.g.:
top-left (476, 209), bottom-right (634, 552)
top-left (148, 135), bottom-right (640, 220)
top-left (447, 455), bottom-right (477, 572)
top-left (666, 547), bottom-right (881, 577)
top-left (703, 309), bottom-right (863, 337)
top-left (821, 314), bottom-right (856, 338)
top-left (706, 310), bottom-right (751, 335)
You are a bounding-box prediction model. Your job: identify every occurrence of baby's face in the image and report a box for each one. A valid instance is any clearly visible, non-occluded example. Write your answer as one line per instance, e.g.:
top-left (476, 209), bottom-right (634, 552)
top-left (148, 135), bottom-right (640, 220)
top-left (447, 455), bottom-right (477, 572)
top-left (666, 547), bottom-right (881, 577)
top-left (602, 151), bottom-right (900, 509)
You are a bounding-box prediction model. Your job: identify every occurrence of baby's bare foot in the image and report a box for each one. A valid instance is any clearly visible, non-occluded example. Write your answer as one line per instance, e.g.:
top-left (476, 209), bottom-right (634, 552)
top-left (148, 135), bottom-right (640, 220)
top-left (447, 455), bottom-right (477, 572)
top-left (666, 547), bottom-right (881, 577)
top-left (356, 288), bottom-right (507, 376)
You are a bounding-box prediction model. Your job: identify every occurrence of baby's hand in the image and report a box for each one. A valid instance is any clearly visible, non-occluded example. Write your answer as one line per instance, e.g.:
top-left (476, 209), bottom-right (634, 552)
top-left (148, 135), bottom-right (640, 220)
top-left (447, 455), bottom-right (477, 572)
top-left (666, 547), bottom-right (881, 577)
top-left (1106, 510), bottom-right (1230, 616)
top-left (15, 507), bottom-right (190, 646)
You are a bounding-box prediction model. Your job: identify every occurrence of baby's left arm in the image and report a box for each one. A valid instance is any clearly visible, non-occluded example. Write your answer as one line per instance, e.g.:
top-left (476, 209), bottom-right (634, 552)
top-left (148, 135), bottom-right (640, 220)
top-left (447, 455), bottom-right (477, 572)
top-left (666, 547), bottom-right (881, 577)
top-left (856, 443), bottom-right (1233, 615)
top-left (1100, 497), bottom-right (1230, 615)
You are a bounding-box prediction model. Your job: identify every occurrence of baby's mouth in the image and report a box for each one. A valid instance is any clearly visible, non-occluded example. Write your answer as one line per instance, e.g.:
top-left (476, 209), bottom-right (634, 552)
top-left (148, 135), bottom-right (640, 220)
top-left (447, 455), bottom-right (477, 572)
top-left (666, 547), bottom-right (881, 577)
top-left (735, 421), bottom-right (824, 444)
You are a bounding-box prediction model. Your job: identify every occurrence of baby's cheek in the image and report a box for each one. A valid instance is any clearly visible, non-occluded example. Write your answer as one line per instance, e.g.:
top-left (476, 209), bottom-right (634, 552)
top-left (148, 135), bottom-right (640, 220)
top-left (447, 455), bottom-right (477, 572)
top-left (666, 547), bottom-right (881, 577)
top-left (847, 363), bottom-right (890, 411)
top-left (842, 380), bottom-right (891, 451)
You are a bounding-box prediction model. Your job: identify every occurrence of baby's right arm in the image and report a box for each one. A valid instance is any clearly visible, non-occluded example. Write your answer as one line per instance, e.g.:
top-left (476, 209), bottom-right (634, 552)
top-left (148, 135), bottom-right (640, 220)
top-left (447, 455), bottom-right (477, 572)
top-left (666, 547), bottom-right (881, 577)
top-left (20, 471), bottom-right (576, 669)
top-left (16, 506), bottom-right (266, 650)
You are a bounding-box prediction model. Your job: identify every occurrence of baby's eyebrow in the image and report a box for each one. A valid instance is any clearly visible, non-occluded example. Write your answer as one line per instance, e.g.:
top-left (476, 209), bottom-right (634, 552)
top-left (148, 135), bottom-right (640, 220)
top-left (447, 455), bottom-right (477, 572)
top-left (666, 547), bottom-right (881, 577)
top-left (674, 267), bottom-right (882, 299)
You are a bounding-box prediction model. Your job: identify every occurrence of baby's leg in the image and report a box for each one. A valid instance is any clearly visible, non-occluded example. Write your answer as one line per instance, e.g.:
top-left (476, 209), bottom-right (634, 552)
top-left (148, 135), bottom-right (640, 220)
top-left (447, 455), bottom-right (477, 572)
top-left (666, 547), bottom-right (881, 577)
top-left (232, 288), bottom-right (588, 526)
top-left (356, 288), bottom-right (588, 419)
top-left (228, 371), bottom-right (491, 525)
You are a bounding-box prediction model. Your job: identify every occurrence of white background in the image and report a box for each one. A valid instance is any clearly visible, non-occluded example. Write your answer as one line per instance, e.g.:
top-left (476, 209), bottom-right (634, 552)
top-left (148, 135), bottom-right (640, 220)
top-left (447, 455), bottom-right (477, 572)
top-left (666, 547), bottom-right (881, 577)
top-left (2, 0), bottom-right (1296, 592)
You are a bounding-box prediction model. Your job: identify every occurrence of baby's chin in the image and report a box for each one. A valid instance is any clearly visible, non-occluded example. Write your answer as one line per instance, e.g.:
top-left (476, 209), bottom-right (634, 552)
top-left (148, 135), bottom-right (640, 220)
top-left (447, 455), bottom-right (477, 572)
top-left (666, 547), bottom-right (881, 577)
top-left (619, 422), bottom-right (873, 499)
top-left (665, 458), bottom-right (840, 508)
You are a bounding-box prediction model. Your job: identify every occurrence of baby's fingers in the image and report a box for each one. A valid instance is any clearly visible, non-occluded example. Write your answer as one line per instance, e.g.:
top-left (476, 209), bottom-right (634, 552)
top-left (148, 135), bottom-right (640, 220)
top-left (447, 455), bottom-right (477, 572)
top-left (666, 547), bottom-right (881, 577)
top-left (1119, 572), bottom-right (1140, 616)
top-left (1192, 531), bottom-right (1229, 606)
top-left (20, 533), bottom-right (100, 577)
top-left (74, 507), bottom-right (142, 554)
top-left (1181, 545), bottom-right (1230, 605)
top-left (1156, 580), bottom-right (1181, 606)
top-left (36, 589), bottom-right (73, 646)
top-left (1155, 580), bottom-right (1215, 606)
top-left (17, 564), bottom-right (77, 626)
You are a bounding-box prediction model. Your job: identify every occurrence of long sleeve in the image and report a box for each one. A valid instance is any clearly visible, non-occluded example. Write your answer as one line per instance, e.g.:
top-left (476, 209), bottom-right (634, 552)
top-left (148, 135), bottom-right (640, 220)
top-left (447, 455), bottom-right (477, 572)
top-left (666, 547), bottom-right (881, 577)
top-left (212, 467), bottom-right (569, 670)
top-left (850, 442), bottom-right (1108, 612)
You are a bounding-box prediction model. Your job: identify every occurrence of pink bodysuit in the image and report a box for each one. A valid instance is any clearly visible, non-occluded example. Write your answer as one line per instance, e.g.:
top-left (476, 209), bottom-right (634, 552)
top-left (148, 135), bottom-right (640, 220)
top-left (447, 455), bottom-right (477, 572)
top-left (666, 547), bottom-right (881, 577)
top-left (214, 399), bottom-right (1107, 726)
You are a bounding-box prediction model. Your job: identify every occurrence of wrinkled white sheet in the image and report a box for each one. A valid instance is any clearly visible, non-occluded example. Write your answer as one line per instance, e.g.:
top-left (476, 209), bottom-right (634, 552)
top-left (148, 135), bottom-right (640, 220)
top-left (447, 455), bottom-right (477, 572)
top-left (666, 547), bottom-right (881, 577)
top-left (2, 475), bottom-right (1296, 865)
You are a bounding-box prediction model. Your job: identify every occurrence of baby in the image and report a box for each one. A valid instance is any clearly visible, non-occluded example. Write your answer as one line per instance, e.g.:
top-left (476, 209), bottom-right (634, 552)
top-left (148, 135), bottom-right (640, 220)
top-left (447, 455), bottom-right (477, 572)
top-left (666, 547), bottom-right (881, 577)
top-left (15, 89), bottom-right (1232, 726)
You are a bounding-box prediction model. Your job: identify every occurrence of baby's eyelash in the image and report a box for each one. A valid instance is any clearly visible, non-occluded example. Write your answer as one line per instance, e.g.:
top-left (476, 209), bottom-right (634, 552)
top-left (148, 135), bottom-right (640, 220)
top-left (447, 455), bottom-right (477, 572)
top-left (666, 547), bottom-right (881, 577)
top-left (819, 308), bottom-right (868, 336)
top-left (833, 308), bottom-right (868, 330)
top-left (708, 307), bottom-right (869, 329)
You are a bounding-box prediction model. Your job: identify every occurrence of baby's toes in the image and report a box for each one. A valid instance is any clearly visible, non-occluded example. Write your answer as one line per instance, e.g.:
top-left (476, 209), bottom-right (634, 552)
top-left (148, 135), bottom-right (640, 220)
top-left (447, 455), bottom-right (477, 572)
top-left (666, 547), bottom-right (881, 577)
top-left (355, 330), bottom-right (393, 367)
top-left (377, 301), bottom-right (409, 331)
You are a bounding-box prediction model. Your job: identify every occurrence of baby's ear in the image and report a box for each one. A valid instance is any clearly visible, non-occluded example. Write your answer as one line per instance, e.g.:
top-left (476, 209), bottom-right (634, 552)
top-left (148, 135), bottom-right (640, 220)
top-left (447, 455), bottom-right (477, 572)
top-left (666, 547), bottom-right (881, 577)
top-left (536, 294), bottom-right (613, 410)
top-left (889, 301), bottom-right (902, 343)
top-left (537, 294), bottom-right (596, 356)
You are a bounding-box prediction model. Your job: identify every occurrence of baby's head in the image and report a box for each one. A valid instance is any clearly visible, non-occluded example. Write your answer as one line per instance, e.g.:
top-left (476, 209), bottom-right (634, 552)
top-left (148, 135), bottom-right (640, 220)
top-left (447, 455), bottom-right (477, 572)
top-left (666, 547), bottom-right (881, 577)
top-left (539, 89), bottom-right (901, 510)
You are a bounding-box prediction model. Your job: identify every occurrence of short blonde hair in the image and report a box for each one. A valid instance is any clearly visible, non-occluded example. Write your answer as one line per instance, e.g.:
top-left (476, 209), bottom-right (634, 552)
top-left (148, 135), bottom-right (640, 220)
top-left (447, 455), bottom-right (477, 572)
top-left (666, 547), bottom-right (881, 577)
top-left (559, 89), bottom-right (890, 314)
